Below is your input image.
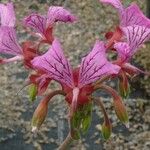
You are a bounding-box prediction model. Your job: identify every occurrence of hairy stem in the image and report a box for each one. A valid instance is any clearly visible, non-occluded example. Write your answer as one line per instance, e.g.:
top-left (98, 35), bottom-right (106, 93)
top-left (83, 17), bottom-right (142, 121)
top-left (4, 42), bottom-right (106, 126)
top-left (45, 90), bottom-right (66, 103)
top-left (94, 84), bottom-right (119, 99)
top-left (94, 98), bottom-right (110, 125)
top-left (58, 132), bottom-right (73, 150)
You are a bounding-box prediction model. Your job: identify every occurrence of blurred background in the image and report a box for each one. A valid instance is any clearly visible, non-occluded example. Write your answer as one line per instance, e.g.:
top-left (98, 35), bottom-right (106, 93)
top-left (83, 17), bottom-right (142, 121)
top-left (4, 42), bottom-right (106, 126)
top-left (0, 0), bottom-right (149, 149)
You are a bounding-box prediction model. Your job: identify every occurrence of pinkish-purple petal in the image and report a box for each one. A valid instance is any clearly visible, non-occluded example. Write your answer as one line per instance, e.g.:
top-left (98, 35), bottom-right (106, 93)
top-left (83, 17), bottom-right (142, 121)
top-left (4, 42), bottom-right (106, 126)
top-left (32, 38), bottom-right (74, 88)
top-left (79, 40), bottom-right (120, 88)
top-left (0, 2), bottom-right (16, 27)
top-left (23, 13), bottom-right (47, 37)
top-left (120, 3), bottom-right (150, 27)
top-left (114, 42), bottom-right (131, 61)
top-left (0, 26), bottom-right (22, 56)
top-left (99, 0), bottom-right (123, 12)
top-left (122, 25), bottom-right (150, 55)
top-left (47, 6), bottom-right (77, 25)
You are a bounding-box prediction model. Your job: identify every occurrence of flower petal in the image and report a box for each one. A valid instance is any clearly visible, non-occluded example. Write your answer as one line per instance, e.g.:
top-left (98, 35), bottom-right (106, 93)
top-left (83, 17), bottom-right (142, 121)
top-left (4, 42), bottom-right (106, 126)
top-left (47, 6), bottom-right (77, 25)
top-left (99, 0), bottom-right (123, 12)
top-left (114, 42), bottom-right (131, 61)
top-left (120, 4), bottom-right (150, 27)
top-left (23, 13), bottom-right (47, 37)
top-left (32, 38), bottom-right (74, 88)
top-left (0, 2), bottom-right (16, 27)
top-left (0, 26), bottom-right (22, 56)
top-left (122, 25), bottom-right (150, 55)
top-left (79, 41), bottom-right (120, 87)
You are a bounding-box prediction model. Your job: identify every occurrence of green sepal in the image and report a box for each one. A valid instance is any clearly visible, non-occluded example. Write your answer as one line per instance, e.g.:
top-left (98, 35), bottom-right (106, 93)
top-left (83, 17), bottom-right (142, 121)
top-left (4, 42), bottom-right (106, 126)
top-left (70, 102), bottom-right (93, 139)
top-left (28, 83), bottom-right (38, 102)
top-left (70, 112), bottom-right (81, 140)
top-left (80, 103), bottom-right (92, 135)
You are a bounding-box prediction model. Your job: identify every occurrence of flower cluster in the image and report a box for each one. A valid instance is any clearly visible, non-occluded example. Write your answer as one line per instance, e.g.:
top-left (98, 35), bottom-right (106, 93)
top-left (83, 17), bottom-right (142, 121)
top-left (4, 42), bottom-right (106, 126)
top-left (0, 0), bottom-right (149, 148)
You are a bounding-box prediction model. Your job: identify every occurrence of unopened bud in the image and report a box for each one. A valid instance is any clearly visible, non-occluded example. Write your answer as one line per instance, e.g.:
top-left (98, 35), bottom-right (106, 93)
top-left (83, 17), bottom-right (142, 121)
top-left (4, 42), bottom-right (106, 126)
top-left (113, 96), bottom-right (129, 126)
top-left (31, 97), bottom-right (48, 131)
top-left (118, 73), bottom-right (130, 99)
top-left (101, 121), bottom-right (112, 140)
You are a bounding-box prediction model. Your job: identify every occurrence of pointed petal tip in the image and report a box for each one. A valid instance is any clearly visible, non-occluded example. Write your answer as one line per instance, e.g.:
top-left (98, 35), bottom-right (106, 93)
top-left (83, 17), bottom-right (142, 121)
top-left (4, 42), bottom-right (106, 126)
top-left (32, 126), bottom-right (38, 133)
top-left (125, 122), bottom-right (129, 128)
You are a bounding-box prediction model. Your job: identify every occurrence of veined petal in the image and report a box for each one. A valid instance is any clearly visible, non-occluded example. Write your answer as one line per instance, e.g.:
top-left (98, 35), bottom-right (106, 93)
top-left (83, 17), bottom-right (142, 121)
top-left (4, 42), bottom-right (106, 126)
top-left (32, 38), bottom-right (74, 88)
top-left (0, 2), bottom-right (16, 27)
top-left (0, 26), bottom-right (22, 56)
top-left (120, 4), bottom-right (150, 27)
top-left (23, 13), bottom-right (47, 36)
top-left (47, 6), bottom-right (77, 25)
top-left (122, 25), bottom-right (150, 55)
top-left (99, 0), bottom-right (123, 12)
top-left (114, 42), bottom-right (131, 61)
top-left (79, 41), bottom-right (120, 87)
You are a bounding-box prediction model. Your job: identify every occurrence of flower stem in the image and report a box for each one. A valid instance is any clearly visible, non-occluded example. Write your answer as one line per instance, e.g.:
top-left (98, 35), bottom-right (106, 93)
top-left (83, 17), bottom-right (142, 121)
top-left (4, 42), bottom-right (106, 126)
top-left (45, 90), bottom-right (66, 103)
top-left (94, 98), bottom-right (110, 125)
top-left (58, 132), bottom-right (73, 150)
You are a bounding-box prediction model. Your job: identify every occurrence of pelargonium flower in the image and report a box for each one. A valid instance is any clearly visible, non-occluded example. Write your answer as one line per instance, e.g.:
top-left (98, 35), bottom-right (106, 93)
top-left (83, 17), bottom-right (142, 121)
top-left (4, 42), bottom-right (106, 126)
top-left (0, 2), bottom-right (37, 65)
top-left (31, 38), bottom-right (123, 138)
top-left (99, 0), bottom-right (150, 48)
top-left (0, 2), bottom-right (16, 27)
top-left (23, 6), bottom-right (77, 44)
top-left (99, 0), bottom-right (150, 69)
top-left (99, 0), bottom-right (150, 98)
top-left (0, 25), bottom-right (39, 66)
top-left (0, 25), bottom-right (50, 96)
top-left (32, 38), bottom-right (120, 109)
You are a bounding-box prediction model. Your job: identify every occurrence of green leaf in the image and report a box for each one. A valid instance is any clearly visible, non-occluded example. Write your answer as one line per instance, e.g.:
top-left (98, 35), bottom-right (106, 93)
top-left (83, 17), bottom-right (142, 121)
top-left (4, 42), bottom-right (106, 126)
top-left (28, 84), bottom-right (37, 102)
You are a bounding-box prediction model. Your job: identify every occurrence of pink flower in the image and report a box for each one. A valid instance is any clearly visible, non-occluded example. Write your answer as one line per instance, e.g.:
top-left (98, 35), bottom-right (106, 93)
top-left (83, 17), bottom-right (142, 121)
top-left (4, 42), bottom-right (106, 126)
top-left (0, 2), bottom-right (16, 27)
top-left (32, 38), bottom-right (120, 111)
top-left (99, 0), bottom-right (150, 50)
top-left (23, 6), bottom-right (77, 44)
top-left (99, 0), bottom-right (150, 62)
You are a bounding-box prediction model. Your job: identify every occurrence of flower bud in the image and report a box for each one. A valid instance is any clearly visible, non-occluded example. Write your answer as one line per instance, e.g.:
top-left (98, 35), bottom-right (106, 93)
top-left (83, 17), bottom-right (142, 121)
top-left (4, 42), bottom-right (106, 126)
top-left (98, 85), bottom-right (129, 127)
top-left (31, 98), bottom-right (48, 132)
top-left (118, 72), bottom-right (130, 99)
top-left (113, 96), bottom-right (129, 127)
top-left (101, 121), bottom-right (112, 140)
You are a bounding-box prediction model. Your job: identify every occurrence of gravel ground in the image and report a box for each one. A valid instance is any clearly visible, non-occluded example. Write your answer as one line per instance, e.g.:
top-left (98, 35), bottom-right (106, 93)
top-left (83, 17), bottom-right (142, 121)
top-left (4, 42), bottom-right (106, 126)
top-left (0, 0), bottom-right (149, 150)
